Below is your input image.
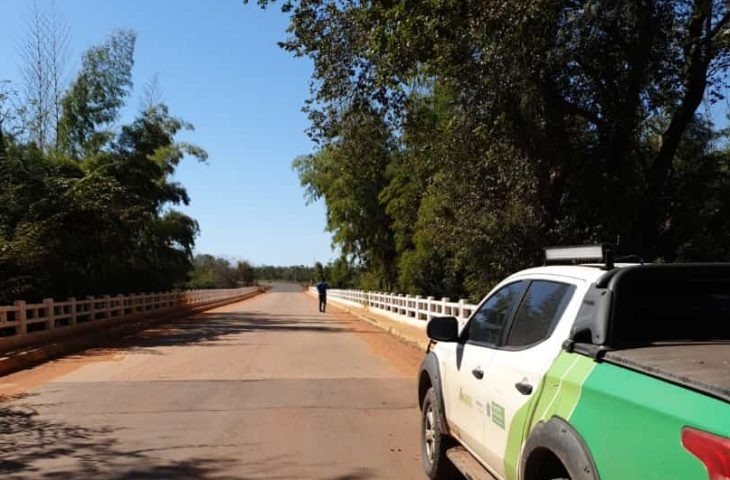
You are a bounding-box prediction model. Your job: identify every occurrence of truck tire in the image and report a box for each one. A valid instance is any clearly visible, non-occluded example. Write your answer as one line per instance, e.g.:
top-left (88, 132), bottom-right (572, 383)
top-left (421, 387), bottom-right (460, 479)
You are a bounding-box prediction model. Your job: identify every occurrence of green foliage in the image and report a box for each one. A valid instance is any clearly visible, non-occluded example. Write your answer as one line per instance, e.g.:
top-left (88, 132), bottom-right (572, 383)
top-left (255, 0), bottom-right (730, 300)
top-left (313, 261), bottom-right (325, 282)
top-left (59, 29), bottom-right (136, 159)
top-left (254, 264), bottom-right (315, 283)
top-left (322, 256), bottom-right (358, 289)
top-left (189, 255), bottom-right (255, 289)
top-left (0, 29), bottom-right (206, 303)
top-left (293, 103), bottom-right (397, 290)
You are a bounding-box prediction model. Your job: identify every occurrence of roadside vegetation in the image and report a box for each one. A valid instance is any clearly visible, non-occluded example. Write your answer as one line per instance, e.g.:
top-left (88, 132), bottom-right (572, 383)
top-left (188, 255), bottom-right (256, 289)
top-left (253, 0), bottom-right (730, 301)
top-left (0, 5), bottom-right (206, 303)
top-left (253, 264), bottom-right (315, 284)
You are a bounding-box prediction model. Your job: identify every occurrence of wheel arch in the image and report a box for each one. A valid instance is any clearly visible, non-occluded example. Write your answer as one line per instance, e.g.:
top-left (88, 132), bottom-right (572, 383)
top-left (520, 416), bottom-right (600, 480)
top-left (418, 352), bottom-right (449, 429)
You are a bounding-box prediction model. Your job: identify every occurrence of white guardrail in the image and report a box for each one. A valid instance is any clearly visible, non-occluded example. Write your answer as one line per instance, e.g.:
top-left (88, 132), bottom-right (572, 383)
top-left (0, 287), bottom-right (260, 340)
top-left (309, 287), bottom-right (477, 328)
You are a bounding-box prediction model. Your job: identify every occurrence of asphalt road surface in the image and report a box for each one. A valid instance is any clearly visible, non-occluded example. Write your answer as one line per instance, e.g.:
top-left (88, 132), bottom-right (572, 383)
top-left (0, 284), bottom-right (426, 479)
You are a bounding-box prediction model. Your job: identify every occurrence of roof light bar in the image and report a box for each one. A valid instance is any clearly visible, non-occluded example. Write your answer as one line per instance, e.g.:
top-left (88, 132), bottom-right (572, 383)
top-left (544, 244), bottom-right (615, 269)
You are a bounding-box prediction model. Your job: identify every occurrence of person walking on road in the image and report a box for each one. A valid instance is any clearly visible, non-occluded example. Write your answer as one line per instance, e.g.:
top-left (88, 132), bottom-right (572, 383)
top-left (316, 280), bottom-right (328, 313)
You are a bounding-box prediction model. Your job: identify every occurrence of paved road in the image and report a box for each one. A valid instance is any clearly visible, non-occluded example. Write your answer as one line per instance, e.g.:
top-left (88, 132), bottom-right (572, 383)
top-left (0, 284), bottom-right (425, 479)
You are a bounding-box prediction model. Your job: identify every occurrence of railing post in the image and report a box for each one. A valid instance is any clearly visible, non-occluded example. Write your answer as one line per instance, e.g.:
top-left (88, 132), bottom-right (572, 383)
top-left (117, 294), bottom-right (124, 316)
top-left (43, 298), bottom-right (55, 330)
top-left (68, 297), bottom-right (77, 325)
top-left (103, 295), bottom-right (111, 318)
top-left (459, 299), bottom-right (465, 319)
top-left (15, 300), bottom-right (27, 335)
top-left (87, 296), bottom-right (96, 321)
top-left (442, 297), bottom-right (450, 315)
top-left (427, 296), bottom-right (434, 321)
top-left (415, 295), bottom-right (422, 319)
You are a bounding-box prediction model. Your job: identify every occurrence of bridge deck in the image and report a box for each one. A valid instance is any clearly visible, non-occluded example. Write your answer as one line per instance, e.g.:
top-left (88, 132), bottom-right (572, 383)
top-left (0, 284), bottom-right (424, 479)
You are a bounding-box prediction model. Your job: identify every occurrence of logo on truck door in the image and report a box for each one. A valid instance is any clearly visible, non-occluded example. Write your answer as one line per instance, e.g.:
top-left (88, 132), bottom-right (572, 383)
top-left (492, 402), bottom-right (506, 429)
top-left (459, 387), bottom-right (506, 429)
top-left (458, 387), bottom-right (474, 407)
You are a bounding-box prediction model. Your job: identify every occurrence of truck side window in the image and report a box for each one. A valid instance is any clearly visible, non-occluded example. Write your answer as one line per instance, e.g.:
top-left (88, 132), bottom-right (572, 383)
top-left (467, 281), bottom-right (524, 345)
top-left (506, 281), bottom-right (575, 347)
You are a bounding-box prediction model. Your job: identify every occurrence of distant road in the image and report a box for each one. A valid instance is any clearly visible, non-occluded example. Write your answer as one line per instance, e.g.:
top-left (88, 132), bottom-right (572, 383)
top-left (0, 283), bottom-right (425, 479)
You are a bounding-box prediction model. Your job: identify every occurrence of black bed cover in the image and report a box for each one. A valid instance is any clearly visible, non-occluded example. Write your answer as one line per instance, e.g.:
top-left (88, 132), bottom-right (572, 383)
top-left (604, 342), bottom-right (730, 403)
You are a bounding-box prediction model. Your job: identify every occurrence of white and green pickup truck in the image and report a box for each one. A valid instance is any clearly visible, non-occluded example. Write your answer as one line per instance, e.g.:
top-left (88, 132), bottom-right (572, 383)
top-left (418, 245), bottom-right (730, 480)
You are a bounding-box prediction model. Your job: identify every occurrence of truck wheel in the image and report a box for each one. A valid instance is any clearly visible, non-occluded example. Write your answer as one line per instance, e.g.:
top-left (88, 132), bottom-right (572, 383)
top-left (421, 387), bottom-right (459, 479)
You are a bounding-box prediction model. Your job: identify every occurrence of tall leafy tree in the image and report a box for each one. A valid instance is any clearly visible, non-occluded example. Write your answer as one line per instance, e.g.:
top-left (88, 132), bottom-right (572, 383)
top-left (0, 26), bottom-right (207, 303)
top-left (293, 102), bottom-right (397, 290)
top-left (59, 29), bottom-right (136, 159)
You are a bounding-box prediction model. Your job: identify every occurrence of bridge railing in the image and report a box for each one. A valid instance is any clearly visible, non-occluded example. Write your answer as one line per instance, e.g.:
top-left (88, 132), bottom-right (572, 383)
top-left (309, 287), bottom-right (477, 325)
top-left (0, 287), bottom-right (261, 341)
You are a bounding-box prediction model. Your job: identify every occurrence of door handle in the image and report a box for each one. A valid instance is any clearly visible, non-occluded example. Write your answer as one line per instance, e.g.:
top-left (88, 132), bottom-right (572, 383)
top-left (472, 367), bottom-right (484, 379)
top-left (515, 381), bottom-right (533, 395)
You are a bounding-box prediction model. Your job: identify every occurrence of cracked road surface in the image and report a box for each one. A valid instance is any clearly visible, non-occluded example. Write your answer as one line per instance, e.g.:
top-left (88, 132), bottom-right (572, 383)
top-left (0, 283), bottom-right (425, 479)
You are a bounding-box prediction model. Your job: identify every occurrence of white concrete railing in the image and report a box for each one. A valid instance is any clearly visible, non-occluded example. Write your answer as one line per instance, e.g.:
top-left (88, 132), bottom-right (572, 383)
top-left (309, 287), bottom-right (477, 327)
top-left (0, 287), bottom-right (260, 340)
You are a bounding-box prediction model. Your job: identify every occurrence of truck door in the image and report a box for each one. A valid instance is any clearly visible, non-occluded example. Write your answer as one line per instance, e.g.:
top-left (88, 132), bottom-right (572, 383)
top-left (480, 279), bottom-right (579, 478)
top-left (442, 281), bottom-right (526, 468)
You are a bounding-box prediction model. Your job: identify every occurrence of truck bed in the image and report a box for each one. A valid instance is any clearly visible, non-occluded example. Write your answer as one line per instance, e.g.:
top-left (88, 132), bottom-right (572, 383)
top-left (604, 342), bottom-right (730, 403)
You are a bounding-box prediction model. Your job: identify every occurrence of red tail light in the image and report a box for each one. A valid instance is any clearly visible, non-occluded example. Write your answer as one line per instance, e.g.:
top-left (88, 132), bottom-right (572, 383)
top-left (681, 427), bottom-right (730, 480)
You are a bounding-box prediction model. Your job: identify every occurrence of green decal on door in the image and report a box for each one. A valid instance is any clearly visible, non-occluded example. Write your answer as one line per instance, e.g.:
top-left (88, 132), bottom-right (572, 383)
top-left (502, 352), bottom-right (596, 480)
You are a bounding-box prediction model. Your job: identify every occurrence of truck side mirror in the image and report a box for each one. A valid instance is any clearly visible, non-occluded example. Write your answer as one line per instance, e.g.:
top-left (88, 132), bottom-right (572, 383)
top-left (427, 316), bottom-right (459, 342)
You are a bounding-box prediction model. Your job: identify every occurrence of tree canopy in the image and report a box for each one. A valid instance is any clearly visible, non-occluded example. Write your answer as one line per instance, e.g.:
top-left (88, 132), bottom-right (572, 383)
top-left (0, 25), bottom-right (207, 303)
top-left (253, 0), bottom-right (730, 300)
top-left (188, 255), bottom-right (256, 289)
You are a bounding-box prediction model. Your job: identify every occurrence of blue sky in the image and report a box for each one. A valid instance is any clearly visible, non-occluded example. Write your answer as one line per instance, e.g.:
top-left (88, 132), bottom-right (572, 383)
top-left (0, 0), bottom-right (335, 266)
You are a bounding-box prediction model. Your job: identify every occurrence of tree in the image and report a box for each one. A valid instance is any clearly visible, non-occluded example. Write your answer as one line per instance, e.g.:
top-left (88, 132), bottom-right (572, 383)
top-left (189, 255), bottom-right (235, 289)
top-left (0, 81), bottom-right (17, 157)
top-left (17, 0), bottom-right (70, 150)
top-left (18, 1), bottom-right (51, 150)
top-left (235, 260), bottom-right (255, 286)
top-left (46, 0), bottom-right (71, 149)
top-left (253, 0), bottom-right (730, 299)
top-left (59, 29), bottom-right (136, 159)
top-left (293, 102), bottom-right (397, 290)
top-left (0, 23), bottom-right (207, 303)
top-left (325, 256), bottom-right (357, 289)
top-left (254, 264), bottom-right (315, 283)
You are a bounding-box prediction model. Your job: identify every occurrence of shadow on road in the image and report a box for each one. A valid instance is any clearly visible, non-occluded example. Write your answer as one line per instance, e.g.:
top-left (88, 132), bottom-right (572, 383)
top-left (1, 393), bottom-right (379, 479)
top-left (118, 311), bottom-right (356, 349)
top-left (51, 309), bottom-right (372, 361)
top-left (0, 393), bottom-right (235, 479)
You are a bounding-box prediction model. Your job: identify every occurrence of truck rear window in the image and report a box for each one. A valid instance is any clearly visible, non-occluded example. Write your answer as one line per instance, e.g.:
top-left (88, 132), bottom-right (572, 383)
top-left (613, 280), bottom-right (730, 344)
